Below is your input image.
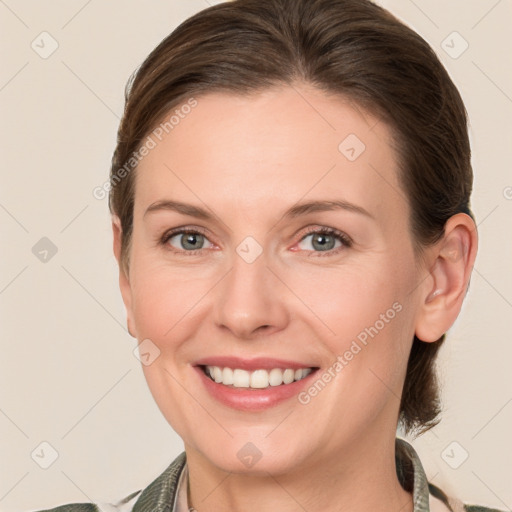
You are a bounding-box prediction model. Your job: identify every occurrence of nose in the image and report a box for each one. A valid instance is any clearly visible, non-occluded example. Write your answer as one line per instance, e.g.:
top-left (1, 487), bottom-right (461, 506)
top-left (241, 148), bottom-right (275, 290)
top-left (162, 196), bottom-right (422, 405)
top-left (212, 248), bottom-right (290, 340)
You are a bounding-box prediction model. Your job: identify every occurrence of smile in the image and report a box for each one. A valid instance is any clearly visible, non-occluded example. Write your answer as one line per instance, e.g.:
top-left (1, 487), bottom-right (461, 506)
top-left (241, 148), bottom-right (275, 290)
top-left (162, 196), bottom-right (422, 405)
top-left (202, 365), bottom-right (313, 389)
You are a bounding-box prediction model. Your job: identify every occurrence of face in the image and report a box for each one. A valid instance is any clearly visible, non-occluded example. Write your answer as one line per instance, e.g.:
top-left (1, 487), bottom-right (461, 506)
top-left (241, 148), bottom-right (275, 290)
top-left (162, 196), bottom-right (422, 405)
top-left (117, 84), bottom-right (428, 475)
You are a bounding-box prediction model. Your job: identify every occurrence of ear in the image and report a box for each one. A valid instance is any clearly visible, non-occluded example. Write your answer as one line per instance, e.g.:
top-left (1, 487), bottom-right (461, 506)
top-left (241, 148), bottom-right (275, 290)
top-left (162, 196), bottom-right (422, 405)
top-left (112, 215), bottom-right (137, 338)
top-left (414, 213), bottom-right (478, 342)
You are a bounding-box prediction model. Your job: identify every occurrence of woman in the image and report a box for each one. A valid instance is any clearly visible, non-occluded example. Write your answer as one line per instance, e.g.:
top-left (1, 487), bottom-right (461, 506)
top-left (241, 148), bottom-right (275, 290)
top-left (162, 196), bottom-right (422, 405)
top-left (35, 0), bottom-right (503, 510)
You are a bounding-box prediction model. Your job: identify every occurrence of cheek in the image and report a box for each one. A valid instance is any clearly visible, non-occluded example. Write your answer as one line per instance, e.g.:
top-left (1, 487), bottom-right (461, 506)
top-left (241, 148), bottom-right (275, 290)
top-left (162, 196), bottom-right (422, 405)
top-left (288, 258), bottom-right (416, 389)
top-left (284, 259), bottom-right (407, 338)
top-left (129, 257), bottom-right (215, 436)
top-left (130, 263), bottom-right (211, 347)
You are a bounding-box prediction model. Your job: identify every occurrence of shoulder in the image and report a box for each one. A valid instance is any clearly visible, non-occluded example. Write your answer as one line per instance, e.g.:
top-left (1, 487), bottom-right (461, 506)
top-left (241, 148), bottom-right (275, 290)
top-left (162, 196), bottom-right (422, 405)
top-left (430, 483), bottom-right (505, 512)
top-left (29, 452), bottom-right (186, 512)
top-left (397, 440), bottom-right (506, 512)
top-left (465, 507), bottom-right (506, 512)
top-left (430, 482), bottom-right (505, 512)
top-left (33, 506), bottom-right (101, 512)
top-left (30, 489), bottom-right (142, 512)
top-left (31, 490), bottom-right (141, 512)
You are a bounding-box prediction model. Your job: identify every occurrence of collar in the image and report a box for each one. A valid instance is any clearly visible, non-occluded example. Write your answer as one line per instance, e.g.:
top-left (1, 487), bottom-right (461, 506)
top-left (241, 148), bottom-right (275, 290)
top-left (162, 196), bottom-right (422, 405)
top-left (131, 452), bottom-right (186, 512)
top-left (130, 438), bottom-right (452, 512)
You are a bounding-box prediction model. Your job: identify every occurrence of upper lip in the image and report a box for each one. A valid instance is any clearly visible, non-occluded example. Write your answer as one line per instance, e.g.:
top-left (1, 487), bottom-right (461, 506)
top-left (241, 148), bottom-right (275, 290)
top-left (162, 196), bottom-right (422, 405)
top-left (193, 356), bottom-right (319, 371)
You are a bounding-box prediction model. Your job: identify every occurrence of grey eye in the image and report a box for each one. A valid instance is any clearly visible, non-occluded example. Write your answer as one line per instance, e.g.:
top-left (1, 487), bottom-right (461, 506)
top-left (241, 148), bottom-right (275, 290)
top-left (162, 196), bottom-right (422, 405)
top-left (168, 232), bottom-right (212, 251)
top-left (298, 233), bottom-right (341, 252)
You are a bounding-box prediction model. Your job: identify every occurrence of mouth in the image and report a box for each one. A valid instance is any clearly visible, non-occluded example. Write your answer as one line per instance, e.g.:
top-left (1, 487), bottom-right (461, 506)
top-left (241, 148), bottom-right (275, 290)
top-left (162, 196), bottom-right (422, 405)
top-left (192, 356), bottom-right (321, 410)
top-left (199, 364), bottom-right (316, 389)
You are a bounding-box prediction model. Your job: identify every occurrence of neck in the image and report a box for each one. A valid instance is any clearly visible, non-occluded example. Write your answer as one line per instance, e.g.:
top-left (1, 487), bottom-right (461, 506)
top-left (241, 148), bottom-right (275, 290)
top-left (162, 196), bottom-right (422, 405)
top-left (184, 431), bottom-right (413, 512)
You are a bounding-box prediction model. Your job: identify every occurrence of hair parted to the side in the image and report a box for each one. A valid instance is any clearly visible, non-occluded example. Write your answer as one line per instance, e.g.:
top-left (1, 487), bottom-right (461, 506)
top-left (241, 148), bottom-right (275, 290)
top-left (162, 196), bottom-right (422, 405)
top-left (109, 0), bottom-right (473, 436)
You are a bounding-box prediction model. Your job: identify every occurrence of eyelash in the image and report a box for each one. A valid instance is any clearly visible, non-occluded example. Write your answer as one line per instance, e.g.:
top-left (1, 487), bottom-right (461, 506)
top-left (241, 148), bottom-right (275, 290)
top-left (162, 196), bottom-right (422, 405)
top-left (159, 226), bottom-right (353, 257)
top-left (296, 227), bottom-right (353, 257)
top-left (160, 227), bottom-right (211, 256)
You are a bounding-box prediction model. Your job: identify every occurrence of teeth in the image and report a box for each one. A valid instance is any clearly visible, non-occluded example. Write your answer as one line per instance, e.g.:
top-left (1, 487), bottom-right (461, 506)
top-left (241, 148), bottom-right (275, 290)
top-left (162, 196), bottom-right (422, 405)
top-left (250, 369), bottom-right (269, 389)
top-left (213, 366), bottom-right (223, 383)
top-left (204, 366), bottom-right (313, 389)
top-left (222, 367), bottom-right (234, 385)
top-left (233, 369), bottom-right (250, 387)
top-left (269, 368), bottom-right (283, 386)
top-left (283, 369), bottom-right (295, 384)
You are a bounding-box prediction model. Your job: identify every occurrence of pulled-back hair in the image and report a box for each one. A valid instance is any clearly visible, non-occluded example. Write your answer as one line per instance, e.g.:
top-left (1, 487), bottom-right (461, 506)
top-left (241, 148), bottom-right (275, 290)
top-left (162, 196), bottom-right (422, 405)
top-left (109, 0), bottom-right (473, 435)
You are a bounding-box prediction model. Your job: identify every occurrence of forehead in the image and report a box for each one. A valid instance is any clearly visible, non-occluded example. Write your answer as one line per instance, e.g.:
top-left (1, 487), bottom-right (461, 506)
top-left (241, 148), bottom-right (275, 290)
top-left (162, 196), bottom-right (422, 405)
top-left (134, 84), bottom-right (406, 225)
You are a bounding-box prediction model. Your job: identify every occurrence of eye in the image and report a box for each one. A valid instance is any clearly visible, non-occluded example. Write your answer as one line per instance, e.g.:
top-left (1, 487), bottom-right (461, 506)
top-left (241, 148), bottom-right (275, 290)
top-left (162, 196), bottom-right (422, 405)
top-left (295, 227), bottom-right (352, 255)
top-left (162, 229), bottom-right (215, 253)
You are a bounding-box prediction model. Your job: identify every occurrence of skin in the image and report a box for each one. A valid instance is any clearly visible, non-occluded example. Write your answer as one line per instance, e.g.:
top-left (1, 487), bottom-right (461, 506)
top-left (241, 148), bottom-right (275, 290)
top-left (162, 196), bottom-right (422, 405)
top-left (112, 83), bottom-right (477, 512)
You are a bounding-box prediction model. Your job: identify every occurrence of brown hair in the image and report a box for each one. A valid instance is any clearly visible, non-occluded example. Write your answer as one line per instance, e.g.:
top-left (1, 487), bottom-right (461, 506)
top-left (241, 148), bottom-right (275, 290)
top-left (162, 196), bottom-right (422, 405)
top-left (109, 0), bottom-right (473, 435)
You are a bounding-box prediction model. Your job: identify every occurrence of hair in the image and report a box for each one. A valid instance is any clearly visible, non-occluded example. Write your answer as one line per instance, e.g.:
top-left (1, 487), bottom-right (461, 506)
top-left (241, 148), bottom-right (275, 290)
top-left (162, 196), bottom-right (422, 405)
top-left (109, 0), bottom-right (473, 436)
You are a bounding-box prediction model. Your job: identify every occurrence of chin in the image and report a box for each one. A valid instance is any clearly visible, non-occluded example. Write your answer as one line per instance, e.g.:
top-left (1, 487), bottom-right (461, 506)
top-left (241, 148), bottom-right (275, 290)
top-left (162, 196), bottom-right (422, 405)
top-left (192, 435), bottom-right (310, 477)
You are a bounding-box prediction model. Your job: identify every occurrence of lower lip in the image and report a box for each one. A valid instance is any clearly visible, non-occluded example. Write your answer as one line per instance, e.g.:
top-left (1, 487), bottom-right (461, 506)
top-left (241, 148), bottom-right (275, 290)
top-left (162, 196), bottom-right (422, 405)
top-left (194, 366), bottom-right (319, 411)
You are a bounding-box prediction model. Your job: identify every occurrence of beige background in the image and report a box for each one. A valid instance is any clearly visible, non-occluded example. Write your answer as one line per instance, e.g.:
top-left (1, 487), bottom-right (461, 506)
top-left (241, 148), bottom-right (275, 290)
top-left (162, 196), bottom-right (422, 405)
top-left (1, 1), bottom-right (511, 511)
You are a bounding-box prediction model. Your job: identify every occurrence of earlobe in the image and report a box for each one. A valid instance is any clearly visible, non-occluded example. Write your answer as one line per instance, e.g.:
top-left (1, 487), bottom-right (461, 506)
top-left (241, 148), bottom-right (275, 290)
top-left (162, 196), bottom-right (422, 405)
top-left (112, 216), bottom-right (137, 339)
top-left (415, 213), bottom-right (478, 343)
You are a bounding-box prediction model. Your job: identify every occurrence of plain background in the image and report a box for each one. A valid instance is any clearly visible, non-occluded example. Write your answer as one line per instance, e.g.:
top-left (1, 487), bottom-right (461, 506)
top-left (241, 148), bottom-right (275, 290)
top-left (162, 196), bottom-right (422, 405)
top-left (0, 1), bottom-right (511, 511)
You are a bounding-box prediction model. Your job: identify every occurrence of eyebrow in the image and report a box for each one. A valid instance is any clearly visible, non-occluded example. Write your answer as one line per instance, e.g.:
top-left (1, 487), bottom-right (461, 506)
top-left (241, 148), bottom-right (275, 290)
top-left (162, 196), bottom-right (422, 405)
top-left (143, 199), bottom-right (374, 221)
top-left (144, 200), bottom-right (212, 220)
top-left (285, 199), bottom-right (374, 220)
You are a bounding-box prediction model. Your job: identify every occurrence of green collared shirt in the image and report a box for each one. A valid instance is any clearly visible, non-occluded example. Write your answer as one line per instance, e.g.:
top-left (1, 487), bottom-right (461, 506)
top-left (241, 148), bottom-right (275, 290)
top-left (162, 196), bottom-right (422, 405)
top-left (36, 438), bottom-right (503, 512)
